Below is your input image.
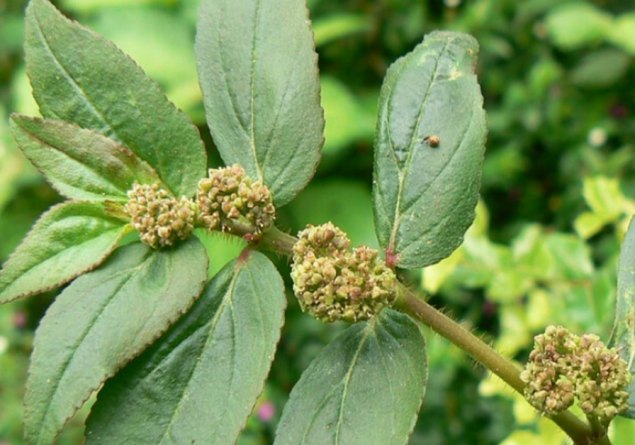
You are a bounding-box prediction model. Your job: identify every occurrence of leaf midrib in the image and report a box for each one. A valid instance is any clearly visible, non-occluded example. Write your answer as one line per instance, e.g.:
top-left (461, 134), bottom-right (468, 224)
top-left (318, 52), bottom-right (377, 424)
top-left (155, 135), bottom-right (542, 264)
top-left (387, 39), bottom-right (450, 253)
top-left (29, 255), bottom-right (152, 444)
top-left (333, 325), bottom-right (374, 444)
top-left (158, 272), bottom-right (240, 444)
top-left (18, 123), bottom-right (130, 199)
top-left (0, 223), bottom-right (124, 300)
top-left (32, 9), bottom-right (115, 139)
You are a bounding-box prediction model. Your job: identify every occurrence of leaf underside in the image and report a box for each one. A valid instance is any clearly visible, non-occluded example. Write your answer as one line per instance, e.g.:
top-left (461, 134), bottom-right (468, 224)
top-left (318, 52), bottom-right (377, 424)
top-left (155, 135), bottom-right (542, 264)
top-left (10, 115), bottom-right (160, 202)
top-left (24, 239), bottom-right (209, 445)
top-left (373, 31), bottom-right (487, 269)
top-left (196, 0), bottom-right (324, 206)
top-left (85, 251), bottom-right (286, 445)
top-left (275, 309), bottom-right (428, 445)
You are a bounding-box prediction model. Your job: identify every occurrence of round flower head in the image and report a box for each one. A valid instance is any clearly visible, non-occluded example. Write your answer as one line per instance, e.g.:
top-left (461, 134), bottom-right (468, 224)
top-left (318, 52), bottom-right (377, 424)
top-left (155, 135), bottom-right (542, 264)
top-left (521, 325), bottom-right (631, 421)
top-left (197, 164), bottom-right (275, 235)
top-left (291, 223), bottom-right (397, 323)
top-left (521, 325), bottom-right (577, 414)
top-left (125, 183), bottom-right (196, 248)
top-left (572, 334), bottom-right (630, 421)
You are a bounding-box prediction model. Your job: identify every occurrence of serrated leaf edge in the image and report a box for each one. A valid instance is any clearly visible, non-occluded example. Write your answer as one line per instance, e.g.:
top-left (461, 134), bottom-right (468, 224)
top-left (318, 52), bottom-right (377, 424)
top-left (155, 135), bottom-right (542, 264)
top-left (10, 114), bottom-right (164, 202)
top-left (0, 201), bottom-right (129, 304)
top-left (23, 240), bottom-right (210, 445)
top-left (25, 0), bottom-right (206, 198)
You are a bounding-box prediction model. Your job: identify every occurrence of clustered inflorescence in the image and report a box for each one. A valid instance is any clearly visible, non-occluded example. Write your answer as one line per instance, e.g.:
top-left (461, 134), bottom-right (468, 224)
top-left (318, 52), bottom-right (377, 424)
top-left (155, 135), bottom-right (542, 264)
top-left (125, 165), bottom-right (276, 249)
top-left (521, 325), bottom-right (630, 423)
top-left (291, 222), bottom-right (397, 323)
top-left (125, 183), bottom-right (196, 248)
top-left (197, 164), bottom-right (275, 235)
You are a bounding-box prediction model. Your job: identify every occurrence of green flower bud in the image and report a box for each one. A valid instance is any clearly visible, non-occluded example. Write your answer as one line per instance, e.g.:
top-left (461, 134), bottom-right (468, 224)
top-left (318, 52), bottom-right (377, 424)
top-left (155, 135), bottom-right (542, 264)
top-left (125, 183), bottom-right (196, 248)
top-left (197, 164), bottom-right (275, 235)
top-left (291, 223), bottom-right (397, 323)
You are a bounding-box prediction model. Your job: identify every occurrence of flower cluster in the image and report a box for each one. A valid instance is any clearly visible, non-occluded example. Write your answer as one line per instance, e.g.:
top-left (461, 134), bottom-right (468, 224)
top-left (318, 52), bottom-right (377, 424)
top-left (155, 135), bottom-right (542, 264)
top-left (197, 165), bottom-right (275, 235)
top-left (521, 325), bottom-right (630, 422)
top-left (125, 183), bottom-right (196, 248)
top-left (574, 333), bottom-right (631, 420)
top-left (291, 223), bottom-right (397, 323)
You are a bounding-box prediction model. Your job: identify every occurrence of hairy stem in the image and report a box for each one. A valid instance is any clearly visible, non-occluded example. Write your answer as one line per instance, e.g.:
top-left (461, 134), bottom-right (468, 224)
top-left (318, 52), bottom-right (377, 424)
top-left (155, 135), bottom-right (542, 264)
top-left (396, 285), bottom-right (599, 445)
top-left (259, 225), bottom-right (297, 256)
top-left (256, 225), bottom-right (609, 445)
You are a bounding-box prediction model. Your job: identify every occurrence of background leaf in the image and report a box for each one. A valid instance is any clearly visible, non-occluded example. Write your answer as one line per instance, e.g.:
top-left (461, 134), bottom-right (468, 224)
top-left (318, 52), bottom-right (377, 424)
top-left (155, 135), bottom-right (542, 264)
top-left (25, 0), bottom-right (206, 197)
top-left (545, 3), bottom-right (612, 51)
top-left (24, 239), bottom-right (209, 445)
top-left (0, 201), bottom-right (127, 303)
top-left (608, 13), bottom-right (635, 55)
top-left (373, 31), bottom-right (487, 269)
top-left (611, 217), bottom-right (635, 419)
top-left (275, 309), bottom-right (427, 445)
top-left (85, 250), bottom-right (285, 445)
top-left (312, 14), bottom-right (371, 47)
top-left (10, 115), bottom-right (160, 201)
top-left (196, 0), bottom-right (324, 206)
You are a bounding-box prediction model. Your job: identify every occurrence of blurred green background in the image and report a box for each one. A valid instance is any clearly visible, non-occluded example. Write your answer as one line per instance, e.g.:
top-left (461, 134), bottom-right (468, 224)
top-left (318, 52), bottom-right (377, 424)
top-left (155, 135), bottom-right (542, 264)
top-left (2, 0), bottom-right (635, 443)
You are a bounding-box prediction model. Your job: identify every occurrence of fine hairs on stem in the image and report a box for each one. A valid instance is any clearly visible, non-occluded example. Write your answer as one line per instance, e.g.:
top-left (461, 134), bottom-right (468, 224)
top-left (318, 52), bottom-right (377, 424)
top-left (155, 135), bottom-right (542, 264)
top-left (258, 224), bottom-right (613, 445)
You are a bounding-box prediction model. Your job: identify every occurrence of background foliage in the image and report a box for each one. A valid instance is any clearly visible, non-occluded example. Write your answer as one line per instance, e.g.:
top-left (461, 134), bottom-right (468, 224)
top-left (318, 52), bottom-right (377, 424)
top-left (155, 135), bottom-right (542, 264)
top-left (1, 0), bottom-right (635, 443)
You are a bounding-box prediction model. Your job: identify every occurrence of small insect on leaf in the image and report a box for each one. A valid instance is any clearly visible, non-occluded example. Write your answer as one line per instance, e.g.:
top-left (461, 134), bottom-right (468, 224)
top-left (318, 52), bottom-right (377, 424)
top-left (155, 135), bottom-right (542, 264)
top-left (424, 135), bottom-right (441, 148)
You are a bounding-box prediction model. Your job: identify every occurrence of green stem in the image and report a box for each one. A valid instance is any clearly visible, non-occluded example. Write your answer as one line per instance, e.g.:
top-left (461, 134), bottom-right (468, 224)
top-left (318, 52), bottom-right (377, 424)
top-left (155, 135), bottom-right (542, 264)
top-left (258, 225), bottom-right (297, 255)
top-left (396, 285), bottom-right (598, 445)
top-left (254, 225), bottom-right (610, 445)
top-left (586, 414), bottom-right (610, 445)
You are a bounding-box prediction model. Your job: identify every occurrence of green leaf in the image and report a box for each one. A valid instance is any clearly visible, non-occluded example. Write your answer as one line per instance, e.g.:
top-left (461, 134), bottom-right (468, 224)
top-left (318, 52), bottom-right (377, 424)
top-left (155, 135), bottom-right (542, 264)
top-left (612, 217), bottom-right (635, 419)
top-left (0, 201), bottom-right (128, 304)
top-left (373, 31), bottom-right (486, 269)
top-left (89, 7), bottom-right (200, 113)
top-left (10, 115), bottom-right (160, 202)
top-left (24, 239), bottom-right (209, 445)
top-left (0, 106), bottom-right (37, 211)
top-left (608, 13), bottom-right (635, 55)
top-left (275, 309), bottom-right (427, 445)
top-left (544, 233), bottom-right (594, 281)
top-left (545, 3), bottom-right (612, 51)
top-left (60, 0), bottom-right (173, 13)
top-left (321, 76), bottom-right (376, 156)
top-left (90, 7), bottom-right (195, 87)
top-left (85, 251), bottom-right (285, 444)
top-left (196, 0), bottom-right (324, 206)
top-left (575, 212), bottom-right (610, 240)
top-left (570, 49), bottom-right (630, 88)
top-left (25, 0), bottom-right (206, 197)
top-left (313, 14), bottom-right (372, 47)
top-left (582, 176), bottom-right (626, 219)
